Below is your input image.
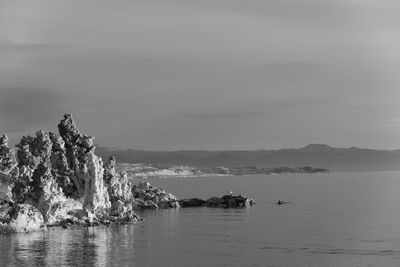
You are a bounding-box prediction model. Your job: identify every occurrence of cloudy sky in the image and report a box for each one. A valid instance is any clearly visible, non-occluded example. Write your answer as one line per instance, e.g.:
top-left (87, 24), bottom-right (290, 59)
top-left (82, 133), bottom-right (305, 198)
top-left (1, 0), bottom-right (400, 150)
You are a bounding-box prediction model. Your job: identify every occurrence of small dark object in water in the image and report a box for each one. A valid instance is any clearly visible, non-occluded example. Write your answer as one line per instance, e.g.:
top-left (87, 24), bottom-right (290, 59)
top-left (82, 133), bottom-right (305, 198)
top-left (276, 200), bottom-right (288, 205)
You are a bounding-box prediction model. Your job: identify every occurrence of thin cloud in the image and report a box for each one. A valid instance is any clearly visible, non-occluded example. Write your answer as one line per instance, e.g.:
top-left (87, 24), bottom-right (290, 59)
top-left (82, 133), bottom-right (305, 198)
top-left (0, 88), bottom-right (71, 132)
top-left (184, 110), bottom-right (267, 120)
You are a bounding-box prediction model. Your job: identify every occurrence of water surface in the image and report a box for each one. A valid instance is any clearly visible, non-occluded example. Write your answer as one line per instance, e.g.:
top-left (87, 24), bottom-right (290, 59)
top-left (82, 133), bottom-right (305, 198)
top-left (1, 172), bottom-right (400, 266)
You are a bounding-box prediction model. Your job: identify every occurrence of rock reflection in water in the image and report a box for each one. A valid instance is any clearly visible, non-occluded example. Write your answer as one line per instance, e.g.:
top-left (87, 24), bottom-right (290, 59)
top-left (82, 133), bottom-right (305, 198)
top-left (0, 225), bottom-right (137, 267)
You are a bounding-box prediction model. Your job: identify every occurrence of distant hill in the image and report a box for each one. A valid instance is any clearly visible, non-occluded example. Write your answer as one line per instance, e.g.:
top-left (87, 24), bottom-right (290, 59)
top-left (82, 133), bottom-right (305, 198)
top-left (95, 144), bottom-right (400, 172)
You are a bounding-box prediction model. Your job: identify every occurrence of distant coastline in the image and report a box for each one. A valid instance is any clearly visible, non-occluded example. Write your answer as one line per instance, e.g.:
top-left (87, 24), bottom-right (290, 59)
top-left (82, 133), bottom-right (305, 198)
top-left (97, 144), bottom-right (400, 172)
top-left (117, 163), bottom-right (329, 179)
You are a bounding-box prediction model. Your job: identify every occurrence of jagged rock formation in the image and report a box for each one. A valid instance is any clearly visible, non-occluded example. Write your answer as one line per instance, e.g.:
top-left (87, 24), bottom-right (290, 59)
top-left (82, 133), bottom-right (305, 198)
top-left (0, 115), bottom-right (135, 233)
top-left (0, 204), bottom-right (44, 233)
top-left (0, 114), bottom-right (255, 233)
top-left (179, 194), bottom-right (255, 208)
top-left (132, 182), bottom-right (179, 209)
top-left (104, 157), bottom-right (136, 221)
top-left (5, 204), bottom-right (44, 232)
top-left (0, 135), bottom-right (18, 203)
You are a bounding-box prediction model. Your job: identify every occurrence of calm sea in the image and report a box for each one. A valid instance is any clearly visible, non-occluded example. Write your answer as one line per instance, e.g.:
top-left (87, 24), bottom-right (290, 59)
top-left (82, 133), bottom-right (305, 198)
top-left (1, 172), bottom-right (400, 267)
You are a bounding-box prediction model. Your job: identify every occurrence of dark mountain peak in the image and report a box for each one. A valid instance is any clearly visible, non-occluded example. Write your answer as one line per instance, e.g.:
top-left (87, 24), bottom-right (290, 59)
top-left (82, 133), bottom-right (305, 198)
top-left (300, 144), bottom-right (334, 151)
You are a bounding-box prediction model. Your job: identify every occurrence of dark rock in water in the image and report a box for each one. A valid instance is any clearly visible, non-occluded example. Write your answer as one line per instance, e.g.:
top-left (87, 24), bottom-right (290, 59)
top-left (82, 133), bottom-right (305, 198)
top-left (131, 181), bottom-right (179, 209)
top-left (179, 194), bottom-right (255, 208)
top-left (218, 194), bottom-right (255, 208)
top-left (178, 198), bottom-right (206, 207)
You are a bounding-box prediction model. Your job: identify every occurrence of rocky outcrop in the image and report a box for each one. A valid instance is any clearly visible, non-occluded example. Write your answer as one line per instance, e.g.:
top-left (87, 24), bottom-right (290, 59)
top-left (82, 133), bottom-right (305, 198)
top-left (105, 157), bottom-right (133, 203)
top-left (0, 204), bottom-right (44, 233)
top-left (58, 115), bottom-right (111, 213)
top-left (178, 198), bottom-right (206, 207)
top-left (104, 156), bottom-right (135, 221)
top-left (13, 131), bottom-right (67, 222)
top-left (132, 182), bottom-right (179, 209)
top-left (0, 135), bottom-right (18, 203)
top-left (82, 152), bottom-right (111, 213)
top-left (179, 194), bottom-right (255, 208)
top-left (0, 114), bottom-right (255, 233)
top-left (0, 115), bottom-right (137, 233)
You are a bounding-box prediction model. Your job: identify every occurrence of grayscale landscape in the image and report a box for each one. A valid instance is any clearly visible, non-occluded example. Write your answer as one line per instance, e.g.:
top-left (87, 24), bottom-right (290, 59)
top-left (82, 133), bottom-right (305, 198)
top-left (1, 1), bottom-right (400, 267)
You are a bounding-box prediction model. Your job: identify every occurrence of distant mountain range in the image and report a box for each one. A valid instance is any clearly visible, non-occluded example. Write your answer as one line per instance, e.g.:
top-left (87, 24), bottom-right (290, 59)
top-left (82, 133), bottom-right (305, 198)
top-left (95, 144), bottom-right (400, 172)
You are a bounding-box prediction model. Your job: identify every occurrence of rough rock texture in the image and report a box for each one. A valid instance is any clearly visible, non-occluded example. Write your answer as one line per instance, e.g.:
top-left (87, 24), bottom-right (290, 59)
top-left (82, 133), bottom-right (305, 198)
top-left (46, 199), bottom-right (83, 225)
top-left (58, 115), bottom-right (111, 213)
top-left (0, 135), bottom-right (18, 203)
top-left (132, 182), bottom-right (179, 209)
top-left (102, 157), bottom-right (137, 222)
top-left (58, 114), bottom-right (95, 198)
top-left (0, 115), bottom-right (136, 233)
top-left (105, 158), bottom-right (133, 203)
top-left (0, 114), bottom-right (255, 233)
top-left (178, 198), bottom-right (206, 207)
top-left (82, 153), bottom-right (111, 212)
top-left (179, 194), bottom-right (255, 208)
top-left (13, 131), bottom-right (67, 221)
top-left (0, 204), bottom-right (44, 233)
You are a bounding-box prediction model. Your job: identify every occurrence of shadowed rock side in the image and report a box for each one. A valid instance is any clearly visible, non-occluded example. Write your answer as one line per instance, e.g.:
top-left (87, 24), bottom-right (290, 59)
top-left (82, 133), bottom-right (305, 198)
top-left (0, 115), bottom-right (255, 233)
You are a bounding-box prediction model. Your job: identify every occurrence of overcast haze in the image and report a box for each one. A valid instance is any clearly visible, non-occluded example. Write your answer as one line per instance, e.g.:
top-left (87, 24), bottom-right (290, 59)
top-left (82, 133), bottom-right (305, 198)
top-left (1, 0), bottom-right (400, 150)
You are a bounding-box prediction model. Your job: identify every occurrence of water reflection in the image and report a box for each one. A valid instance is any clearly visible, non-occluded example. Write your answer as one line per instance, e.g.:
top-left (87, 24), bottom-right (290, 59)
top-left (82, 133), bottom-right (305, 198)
top-left (0, 224), bottom-right (138, 267)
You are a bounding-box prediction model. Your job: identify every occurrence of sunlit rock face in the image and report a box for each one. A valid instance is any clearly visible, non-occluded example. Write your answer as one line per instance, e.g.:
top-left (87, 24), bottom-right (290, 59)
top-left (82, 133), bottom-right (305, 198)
top-left (0, 114), bottom-right (256, 233)
top-left (46, 198), bottom-right (83, 225)
top-left (0, 204), bottom-right (44, 233)
top-left (12, 131), bottom-right (66, 222)
top-left (0, 115), bottom-right (116, 231)
top-left (0, 135), bottom-right (18, 203)
top-left (132, 181), bottom-right (179, 209)
top-left (106, 157), bottom-right (133, 203)
top-left (82, 153), bottom-right (111, 213)
top-left (104, 157), bottom-right (134, 219)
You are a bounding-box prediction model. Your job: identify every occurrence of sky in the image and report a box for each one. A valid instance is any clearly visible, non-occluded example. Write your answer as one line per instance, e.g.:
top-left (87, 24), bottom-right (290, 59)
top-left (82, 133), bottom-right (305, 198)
top-left (1, 0), bottom-right (400, 150)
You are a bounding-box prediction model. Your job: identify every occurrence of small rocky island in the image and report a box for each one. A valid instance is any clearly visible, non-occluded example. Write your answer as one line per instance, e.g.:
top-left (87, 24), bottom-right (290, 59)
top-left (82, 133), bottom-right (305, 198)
top-left (0, 115), bottom-right (254, 233)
